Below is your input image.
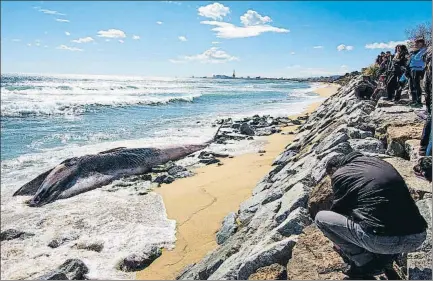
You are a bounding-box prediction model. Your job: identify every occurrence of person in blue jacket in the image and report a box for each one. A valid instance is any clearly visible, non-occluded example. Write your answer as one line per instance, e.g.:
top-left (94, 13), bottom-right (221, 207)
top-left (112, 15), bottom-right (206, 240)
top-left (407, 38), bottom-right (428, 106)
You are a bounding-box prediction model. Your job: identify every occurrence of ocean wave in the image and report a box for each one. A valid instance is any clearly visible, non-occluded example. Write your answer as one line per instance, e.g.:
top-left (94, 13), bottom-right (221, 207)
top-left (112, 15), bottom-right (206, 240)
top-left (1, 94), bottom-right (201, 117)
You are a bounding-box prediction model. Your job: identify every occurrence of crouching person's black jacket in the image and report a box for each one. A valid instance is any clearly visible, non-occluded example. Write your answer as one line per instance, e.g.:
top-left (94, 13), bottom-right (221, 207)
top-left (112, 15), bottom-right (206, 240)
top-left (330, 152), bottom-right (427, 236)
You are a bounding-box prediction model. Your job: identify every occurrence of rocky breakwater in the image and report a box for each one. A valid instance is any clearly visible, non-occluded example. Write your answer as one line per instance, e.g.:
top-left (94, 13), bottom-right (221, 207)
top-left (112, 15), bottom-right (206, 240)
top-left (176, 76), bottom-right (432, 280)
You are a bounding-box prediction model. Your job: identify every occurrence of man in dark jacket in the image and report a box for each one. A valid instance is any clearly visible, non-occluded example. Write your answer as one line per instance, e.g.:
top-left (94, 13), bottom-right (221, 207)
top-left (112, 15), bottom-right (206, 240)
top-left (315, 152), bottom-right (427, 278)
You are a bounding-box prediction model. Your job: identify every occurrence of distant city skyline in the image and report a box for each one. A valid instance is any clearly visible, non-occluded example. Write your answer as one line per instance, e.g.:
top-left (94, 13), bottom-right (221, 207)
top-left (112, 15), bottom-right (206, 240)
top-left (1, 1), bottom-right (431, 78)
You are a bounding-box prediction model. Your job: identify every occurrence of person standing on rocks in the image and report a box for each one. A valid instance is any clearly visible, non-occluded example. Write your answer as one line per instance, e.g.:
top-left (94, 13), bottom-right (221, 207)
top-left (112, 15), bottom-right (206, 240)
top-left (315, 152), bottom-right (428, 279)
top-left (407, 38), bottom-right (428, 107)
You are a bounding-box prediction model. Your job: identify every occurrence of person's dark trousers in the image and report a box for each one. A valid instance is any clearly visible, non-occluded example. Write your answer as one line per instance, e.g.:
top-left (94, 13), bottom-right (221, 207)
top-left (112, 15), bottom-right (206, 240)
top-left (409, 69), bottom-right (425, 103)
top-left (386, 73), bottom-right (398, 100)
top-left (420, 116), bottom-right (432, 152)
top-left (394, 80), bottom-right (406, 101)
top-left (314, 211), bottom-right (426, 267)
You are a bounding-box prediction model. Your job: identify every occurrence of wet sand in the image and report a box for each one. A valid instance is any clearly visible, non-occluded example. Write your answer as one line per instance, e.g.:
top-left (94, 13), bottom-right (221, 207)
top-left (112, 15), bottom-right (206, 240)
top-left (136, 83), bottom-right (340, 280)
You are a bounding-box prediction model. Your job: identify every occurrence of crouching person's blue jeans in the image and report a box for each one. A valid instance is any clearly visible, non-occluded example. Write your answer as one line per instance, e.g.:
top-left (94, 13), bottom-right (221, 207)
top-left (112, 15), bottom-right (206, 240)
top-left (315, 211), bottom-right (427, 266)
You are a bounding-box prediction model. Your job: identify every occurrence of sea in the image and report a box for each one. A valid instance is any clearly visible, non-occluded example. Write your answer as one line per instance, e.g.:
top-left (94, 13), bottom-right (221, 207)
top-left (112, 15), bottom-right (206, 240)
top-left (0, 73), bottom-right (324, 279)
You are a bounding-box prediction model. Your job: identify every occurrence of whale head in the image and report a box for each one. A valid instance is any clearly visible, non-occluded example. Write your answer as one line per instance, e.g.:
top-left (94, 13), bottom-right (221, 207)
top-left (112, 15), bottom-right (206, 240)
top-left (28, 158), bottom-right (80, 207)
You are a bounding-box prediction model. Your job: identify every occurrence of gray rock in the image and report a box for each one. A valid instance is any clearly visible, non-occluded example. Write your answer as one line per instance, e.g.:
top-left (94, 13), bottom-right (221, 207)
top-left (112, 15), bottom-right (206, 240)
top-left (240, 123), bottom-right (255, 136)
top-left (168, 165), bottom-right (187, 175)
top-left (38, 259), bottom-right (89, 280)
top-left (316, 142), bottom-right (353, 160)
top-left (117, 246), bottom-right (162, 272)
top-left (0, 229), bottom-right (35, 241)
top-left (272, 150), bottom-right (297, 166)
top-left (153, 174), bottom-right (175, 185)
top-left (347, 127), bottom-right (373, 139)
top-left (39, 272), bottom-right (68, 280)
top-left (48, 233), bottom-right (79, 248)
top-left (407, 199), bottom-right (432, 280)
top-left (349, 138), bottom-right (386, 154)
top-left (386, 140), bottom-right (406, 158)
top-left (275, 183), bottom-right (309, 224)
top-left (316, 132), bottom-right (349, 154)
top-left (405, 139), bottom-right (421, 162)
top-left (232, 123), bottom-right (241, 129)
top-left (216, 212), bottom-right (238, 245)
top-left (199, 158), bottom-right (220, 165)
top-left (276, 207), bottom-right (312, 237)
top-left (236, 237), bottom-right (297, 280)
top-left (75, 240), bottom-right (104, 252)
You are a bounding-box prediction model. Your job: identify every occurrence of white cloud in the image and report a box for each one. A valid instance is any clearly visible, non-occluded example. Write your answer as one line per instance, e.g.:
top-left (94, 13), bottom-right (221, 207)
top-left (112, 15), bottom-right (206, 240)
top-left (71, 37), bottom-right (94, 43)
top-left (287, 65), bottom-right (301, 68)
top-left (56, 44), bottom-right (83, 52)
top-left (27, 43), bottom-right (32, 47)
top-left (240, 10), bottom-right (271, 26)
top-left (156, 21), bottom-right (163, 25)
top-left (65, 31), bottom-right (71, 36)
top-left (365, 40), bottom-right (409, 50)
top-left (97, 29), bottom-right (126, 38)
top-left (198, 3), bottom-right (230, 20)
top-left (337, 44), bottom-right (354, 51)
top-left (44, 45), bottom-right (48, 48)
top-left (290, 51), bottom-right (295, 55)
top-left (178, 36), bottom-right (187, 42)
top-left (170, 47), bottom-right (238, 64)
top-left (132, 35), bottom-right (140, 40)
top-left (37, 8), bottom-right (65, 16)
top-left (35, 42), bottom-right (40, 46)
top-left (169, 59), bottom-right (187, 64)
top-left (12, 39), bottom-right (21, 42)
top-left (56, 18), bottom-right (70, 23)
top-left (341, 65), bottom-right (348, 68)
top-left (313, 46), bottom-right (323, 49)
top-left (212, 41), bottom-right (220, 44)
top-left (118, 39), bottom-right (124, 44)
top-left (201, 20), bottom-right (289, 39)
top-left (105, 39), bottom-right (111, 42)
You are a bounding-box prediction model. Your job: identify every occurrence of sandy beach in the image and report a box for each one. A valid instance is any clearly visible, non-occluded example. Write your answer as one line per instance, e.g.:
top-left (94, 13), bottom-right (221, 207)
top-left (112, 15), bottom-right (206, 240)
top-left (136, 83), bottom-right (340, 280)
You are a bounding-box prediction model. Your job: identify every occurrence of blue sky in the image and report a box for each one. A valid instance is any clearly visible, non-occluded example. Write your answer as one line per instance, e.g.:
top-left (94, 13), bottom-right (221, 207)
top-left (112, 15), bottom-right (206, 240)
top-left (1, 1), bottom-right (431, 78)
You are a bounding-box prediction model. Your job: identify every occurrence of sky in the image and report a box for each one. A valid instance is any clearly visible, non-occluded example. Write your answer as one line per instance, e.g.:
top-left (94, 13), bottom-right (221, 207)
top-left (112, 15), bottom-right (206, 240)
top-left (1, 1), bottom-right (432, 78)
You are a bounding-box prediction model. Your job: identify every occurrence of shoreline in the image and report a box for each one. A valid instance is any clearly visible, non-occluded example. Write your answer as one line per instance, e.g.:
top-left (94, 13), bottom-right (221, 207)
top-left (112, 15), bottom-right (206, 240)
top-left (136, 83), bottom-right (340, 280)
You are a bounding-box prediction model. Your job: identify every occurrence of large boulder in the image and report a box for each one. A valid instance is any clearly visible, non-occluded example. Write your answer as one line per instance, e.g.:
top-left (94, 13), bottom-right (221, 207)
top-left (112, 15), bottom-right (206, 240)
top-left (116, 246), bottom-right (162, 272)
top-left (349, 138), bottom-right (386, 154)
top-left (240, 123), bottom-right (255, 136)
top-left (216, 212), bottom-right (238, 245)
top-left (286, 225), bottom-right (346, 280)
top-left (386, 124), bottom-right (424, 158)
top-left (0, 229), bottom-right (34, 241)
top-left (38, 259), bottom-right (89, 280)
top-left (237, 237), bottom-right (297, 280)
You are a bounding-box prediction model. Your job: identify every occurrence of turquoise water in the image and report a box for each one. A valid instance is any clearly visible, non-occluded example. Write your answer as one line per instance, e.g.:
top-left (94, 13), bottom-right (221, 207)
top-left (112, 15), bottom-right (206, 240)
top-left (1, 74), bottom-right (322, 162)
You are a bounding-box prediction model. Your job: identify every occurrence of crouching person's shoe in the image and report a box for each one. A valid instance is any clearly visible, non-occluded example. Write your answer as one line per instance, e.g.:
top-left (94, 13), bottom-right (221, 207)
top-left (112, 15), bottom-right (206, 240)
top-left (342, 259), bottom-right (386, 278)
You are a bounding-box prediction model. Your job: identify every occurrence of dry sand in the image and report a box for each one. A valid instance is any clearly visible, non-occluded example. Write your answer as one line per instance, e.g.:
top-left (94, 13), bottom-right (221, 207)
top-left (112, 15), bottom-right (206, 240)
top-left (136, 83), bottom-right (340, 280)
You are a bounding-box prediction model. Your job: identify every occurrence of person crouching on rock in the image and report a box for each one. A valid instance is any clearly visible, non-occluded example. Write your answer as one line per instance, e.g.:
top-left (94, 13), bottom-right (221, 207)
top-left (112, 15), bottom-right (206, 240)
top-left (315, 152), bottom-right (428, 279)
top-left (354, 75), bottom-right (375, 100)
